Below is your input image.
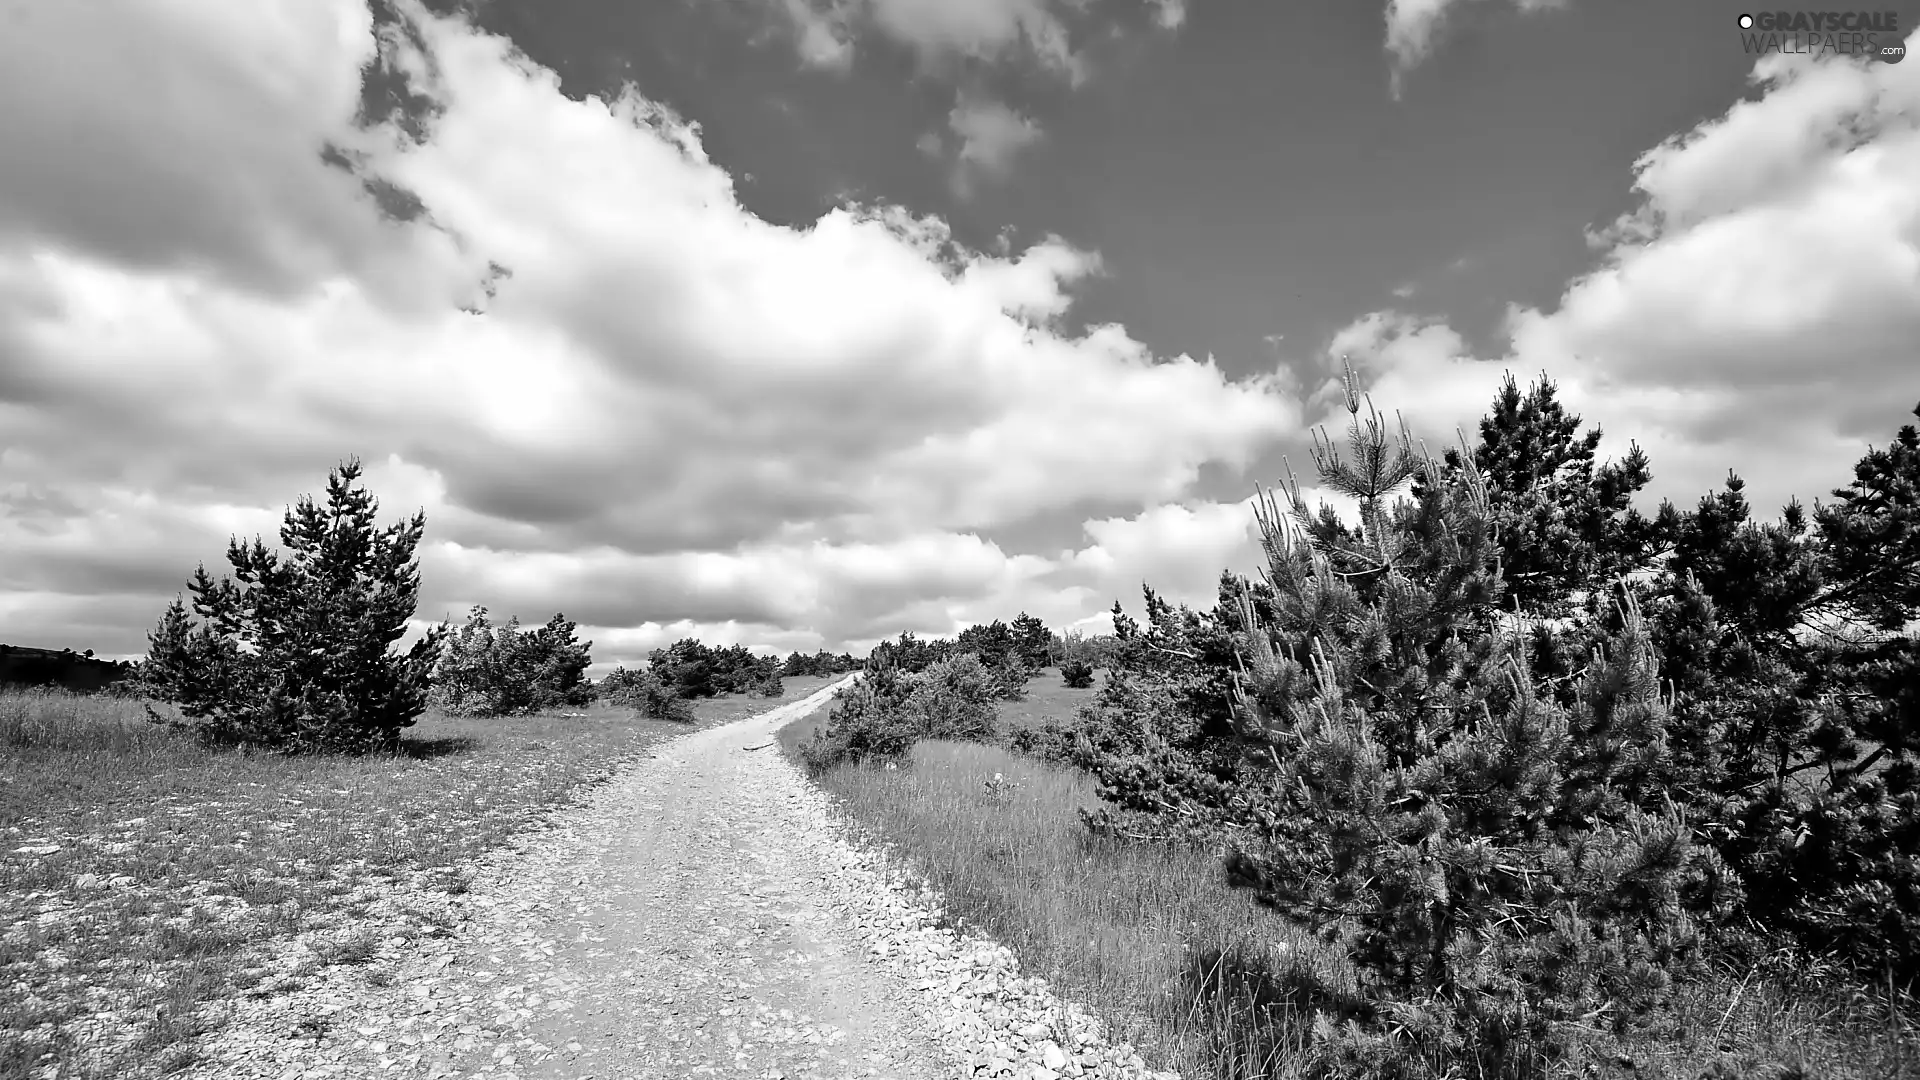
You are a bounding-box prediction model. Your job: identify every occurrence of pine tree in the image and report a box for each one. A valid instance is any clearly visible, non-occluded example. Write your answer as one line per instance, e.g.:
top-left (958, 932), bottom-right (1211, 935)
top-left (431, 606), bottom-right (500, 716)
top-left (142, 459), bottom-right (446, 753)
top-left (1649, 404), bottom-right (1920, 979)
top-left (140, 597), bottom-right (198, 700)
top-left (1010, 611), bottom-right (1054, 668)
top-left (522, 612), bottom-right (594, 710)
top-left (1421, 372), bottom-right (1669, 618)
top-left (1220, 370), bottom-right (1724, 1074)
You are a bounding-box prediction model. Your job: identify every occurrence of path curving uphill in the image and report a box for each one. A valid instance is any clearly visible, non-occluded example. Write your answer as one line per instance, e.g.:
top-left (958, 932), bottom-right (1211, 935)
top-left (186, 678), bottom-right (1178, 1080)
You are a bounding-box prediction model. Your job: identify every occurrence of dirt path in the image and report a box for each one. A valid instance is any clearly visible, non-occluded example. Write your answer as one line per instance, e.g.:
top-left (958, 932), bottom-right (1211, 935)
top-left (189, 677), bottom-right (961, 1080)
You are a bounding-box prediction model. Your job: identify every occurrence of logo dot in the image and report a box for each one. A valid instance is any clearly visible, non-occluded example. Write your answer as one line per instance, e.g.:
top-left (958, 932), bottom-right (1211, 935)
top-left (1738, 13), bottom-right (1754, 28)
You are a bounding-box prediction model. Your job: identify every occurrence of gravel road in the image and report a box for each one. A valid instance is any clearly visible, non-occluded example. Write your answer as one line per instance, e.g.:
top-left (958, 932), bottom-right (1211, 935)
top-left (183, 678), bottom-right (1179, 1080)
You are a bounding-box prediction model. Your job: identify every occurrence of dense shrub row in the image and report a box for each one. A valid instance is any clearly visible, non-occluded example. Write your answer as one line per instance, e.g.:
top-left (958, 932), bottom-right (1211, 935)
top-left (644, 638), bottom-right (784, 698)
top-left (780, 648), bottom-right (864, 677)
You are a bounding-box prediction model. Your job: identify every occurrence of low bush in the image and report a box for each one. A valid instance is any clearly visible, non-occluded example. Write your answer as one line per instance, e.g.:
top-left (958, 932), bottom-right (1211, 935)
top-left (799, 653), bottom-right (1002, 772)
top-left (598, 666), bottom-right (695, 723)
top-left (983, 657), bottom-right (1031, 701)
top-left (430, 607), bottom-right (594, 717)
top-left (904, 653), bottom-right (1001, 740)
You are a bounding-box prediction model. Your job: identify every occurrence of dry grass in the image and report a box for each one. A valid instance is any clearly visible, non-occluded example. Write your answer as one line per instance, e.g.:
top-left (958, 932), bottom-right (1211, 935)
top-left (780, 704), bottom-right (1349, 1078)
top-left (0, 675), bottom-right (831, 1080)
top-left (780, 675), bottom-right (1920, 1080)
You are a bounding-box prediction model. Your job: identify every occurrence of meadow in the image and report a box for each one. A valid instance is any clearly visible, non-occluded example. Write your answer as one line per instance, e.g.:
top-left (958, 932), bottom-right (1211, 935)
top-left (780, 668), bottom-right (1920, 1080)
top-left (0, 676), bottom-right (833, 1080)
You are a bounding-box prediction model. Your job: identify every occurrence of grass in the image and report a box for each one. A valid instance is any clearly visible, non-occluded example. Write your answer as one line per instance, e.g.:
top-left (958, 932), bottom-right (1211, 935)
top-left (0, 675), bottom-right (833, 1080)
top-left (781, 673), bottom-right (1920, 1080)
top-left (992, 666), bottom-right (1102, 736)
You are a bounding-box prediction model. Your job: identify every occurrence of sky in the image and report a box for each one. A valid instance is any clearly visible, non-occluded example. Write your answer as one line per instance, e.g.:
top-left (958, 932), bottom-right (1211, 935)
top-left (1, 0), bottom-right (1916, 671)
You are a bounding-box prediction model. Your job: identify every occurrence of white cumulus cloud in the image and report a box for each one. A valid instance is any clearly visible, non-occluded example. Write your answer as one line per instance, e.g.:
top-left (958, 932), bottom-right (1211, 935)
top-left (0, 0), bottom-right (1291, 666)
top-left (1333, 44), bottom-right (1920, 520)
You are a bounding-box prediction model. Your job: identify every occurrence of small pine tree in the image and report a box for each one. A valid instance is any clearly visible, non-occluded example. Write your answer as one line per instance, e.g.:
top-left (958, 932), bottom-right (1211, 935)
top-left (520, 612), bottom-right (594, 710)
top-left (1221, 370), bottom-right (1726, 1074)
top-left (141, 459), bottom-right (446, 753)
top-left (430, 606), bottom-right (504, 716)
top-left (1010, 611), bottom-right (1054, 668)
top-left (799, 652), bottom-right (917, 771)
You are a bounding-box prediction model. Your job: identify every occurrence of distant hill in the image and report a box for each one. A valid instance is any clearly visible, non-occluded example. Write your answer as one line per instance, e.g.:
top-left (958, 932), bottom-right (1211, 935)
top-left (0, 645), bottom-right (138, 693)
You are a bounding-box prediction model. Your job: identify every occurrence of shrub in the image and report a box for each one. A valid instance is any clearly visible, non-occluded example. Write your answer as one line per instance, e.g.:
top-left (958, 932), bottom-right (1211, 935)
top-left (903, 653), bottom-right (1000, 741)
top-left (140, 459), bottom-right (446, 753)
top-left (599, 665), bottom-right (694, 723)
top-left (430, 607), bottom-right (593, 717)
top-left (648, 638), bottom-right (782, 697)
top-left (799, 652), bottom-right (1001, 772)
top-left (983, 655), bottom-right (1031, 701)
top-left (1056, 630), bottom-right (1098, 688)
top-left (957, 619), bottom-right (1017, 667)
top-left (1641, 405), bottom-right (1920, 982)
top-left (798, 662), bottom-right (917, 772)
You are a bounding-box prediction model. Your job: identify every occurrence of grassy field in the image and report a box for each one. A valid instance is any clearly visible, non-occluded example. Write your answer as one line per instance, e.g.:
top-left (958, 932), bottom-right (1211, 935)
top-left (0, 675), bottom-right (833, 1080)
top-left (782, 670), bottom-right (1920, 1080)
top-left (992, 667), bottom-right (1102, 737)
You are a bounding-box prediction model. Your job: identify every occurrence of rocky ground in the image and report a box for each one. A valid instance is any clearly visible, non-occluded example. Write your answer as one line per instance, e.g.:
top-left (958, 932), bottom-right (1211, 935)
top-left (179, 679), bottom-right (1182, 1080)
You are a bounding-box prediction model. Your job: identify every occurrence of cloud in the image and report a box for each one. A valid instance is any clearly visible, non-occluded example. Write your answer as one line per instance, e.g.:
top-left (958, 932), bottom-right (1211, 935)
top-left (1145, 0), bottom-right (1188, 31)
top-left (1059, 500), bottom-right (1258, 603)
top-left (0, 0), bottom-right (472, 307)
top-left (1332, 44), bottom-right (1920, 520)
top-left (759, 0), bottom-right (1185, 83)
top-left (1384, 0), bottom-right (1570, 98)
top-left (769, 0), bottom-right (858, 70)
top-left (0, 0), bottom-right (1294, 661)
top-left (944, 96), bottom-right (1046, 197)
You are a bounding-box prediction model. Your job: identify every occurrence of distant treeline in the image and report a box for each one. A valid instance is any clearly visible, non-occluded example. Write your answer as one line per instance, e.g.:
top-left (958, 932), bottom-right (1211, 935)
top-left (0, 645), bottom-right (136, 694)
